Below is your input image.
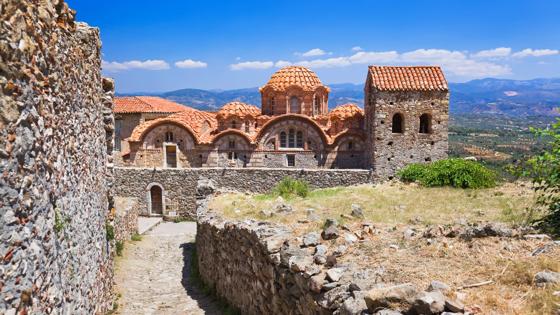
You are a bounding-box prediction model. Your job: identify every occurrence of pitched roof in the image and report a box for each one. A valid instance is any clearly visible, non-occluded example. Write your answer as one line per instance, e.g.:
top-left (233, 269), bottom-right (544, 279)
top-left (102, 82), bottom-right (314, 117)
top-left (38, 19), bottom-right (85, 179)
top-left (260, 66), bottom-right (329, 92)
top-left (114, 96), bottom-right (189, 114)
top-left (367, 66), bottom-right (448, 92)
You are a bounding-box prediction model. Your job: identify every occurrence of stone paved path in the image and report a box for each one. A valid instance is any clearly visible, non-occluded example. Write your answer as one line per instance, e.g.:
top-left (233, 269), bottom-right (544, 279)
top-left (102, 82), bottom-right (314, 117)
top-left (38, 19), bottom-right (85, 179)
top-left (114, 222), bottom-right (221, 315)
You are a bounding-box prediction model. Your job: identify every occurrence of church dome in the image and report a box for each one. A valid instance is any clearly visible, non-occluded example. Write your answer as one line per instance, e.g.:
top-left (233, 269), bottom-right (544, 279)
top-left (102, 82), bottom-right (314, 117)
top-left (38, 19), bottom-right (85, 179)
top-left (329, 103), bottom-right (364, 120)
top-left (216, 102), bottom-right (261, 120)
top-left (261, 66), bottom-right (327, 92)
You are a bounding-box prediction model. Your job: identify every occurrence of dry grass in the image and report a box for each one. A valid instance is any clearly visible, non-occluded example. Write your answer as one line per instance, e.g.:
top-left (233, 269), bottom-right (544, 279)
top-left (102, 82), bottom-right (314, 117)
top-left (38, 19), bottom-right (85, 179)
top-left (209, 181), bottom-right (560, 314)
top-left (210, 181), bottom-right (541, 231)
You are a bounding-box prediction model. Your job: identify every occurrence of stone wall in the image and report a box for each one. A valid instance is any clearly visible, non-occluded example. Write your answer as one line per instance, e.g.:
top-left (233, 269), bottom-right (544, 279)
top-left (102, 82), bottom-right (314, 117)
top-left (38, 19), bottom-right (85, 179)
top-left (0, 1), bottom-right (114, 314)
top-left (114, 167), bottom-right (374, 218)
top-left (112, 197), bottom-right (139, 242)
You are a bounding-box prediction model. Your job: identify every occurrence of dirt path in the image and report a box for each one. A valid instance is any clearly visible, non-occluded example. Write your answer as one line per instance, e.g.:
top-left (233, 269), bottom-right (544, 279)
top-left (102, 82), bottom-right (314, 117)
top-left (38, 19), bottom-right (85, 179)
top-left (114, 222), bottom-right (221, 315)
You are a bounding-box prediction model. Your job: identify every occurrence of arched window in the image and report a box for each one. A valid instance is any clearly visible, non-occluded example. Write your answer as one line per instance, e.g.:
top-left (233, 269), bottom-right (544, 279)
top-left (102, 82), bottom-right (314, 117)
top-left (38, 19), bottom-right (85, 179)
top-left (231, 120), bottom-right (237, 129)
top-left (347, 141), bottom-right (353, 150)
top-left (245, 121), bottom-right (250, 133)
top-left (296, 131), bottom-right (304, 148)
top-left (419, 113), bottom-right (432, 134)
top-left (269, 97), bottom-right (275, 115)
top-left (288, 129), bottom-right (296, 147)
top-left (165, 131), bottom-right (174, 142)
top-left (314, 95), bottom-right (321, 115)
top-left (289, 96), bottom-right (300, 113)
top-left (279, 131), bottom-right (287, 148)
top-left (392, 113), bottom-right (404, 133)
top-left (228, 140), bottom-right (235, 149)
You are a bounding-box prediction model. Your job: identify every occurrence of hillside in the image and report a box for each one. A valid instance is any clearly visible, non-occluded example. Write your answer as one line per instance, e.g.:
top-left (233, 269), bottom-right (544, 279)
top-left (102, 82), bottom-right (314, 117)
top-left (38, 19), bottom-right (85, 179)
top-left (117, 78), bottom-right (560, 116)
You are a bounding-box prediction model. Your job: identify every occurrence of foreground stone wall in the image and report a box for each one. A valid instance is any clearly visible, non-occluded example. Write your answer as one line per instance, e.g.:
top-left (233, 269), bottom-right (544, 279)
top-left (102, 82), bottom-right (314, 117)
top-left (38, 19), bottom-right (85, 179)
top-left (114, 167), bottom-right (374, 218)
top-left (0, 1), bottom-right (114, 313)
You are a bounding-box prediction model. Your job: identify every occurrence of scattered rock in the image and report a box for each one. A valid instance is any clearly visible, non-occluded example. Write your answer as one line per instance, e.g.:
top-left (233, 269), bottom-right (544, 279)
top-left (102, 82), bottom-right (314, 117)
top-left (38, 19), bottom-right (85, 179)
top-left (314, 255), bottom-right (327, 265)
top-left (389, 244), bottom-right (399, 250)
top-left (411, 290), bottom-right (446, 314)
top-left (444, 299), bottom-right (465, 313)
top-left (403, 228), bottom-right (416, 240)
top-left (309, 272), bottom-right (326, 293)
top-left (334, 245), bottom-right (348, 256)
top-left (274, 202), bottom-right (293, 213)
top-left (302, 232), bottom-right (320, 247)
top-left (288, 255), bottom-right (313, 273)
top-left (351, 204), bottom-right (364, 218)
top-left (318, 284), bottom-right (350, 309)
top-left (259, 209), bottom-right (274, 217)
top-left (375, 309), bottom-right (403, 315)
top-left (327, 267), bottom-right (346, 282)
top-left (364, 283), bottom-right (418, 311)
top-left (325, 218), bottom-right (338, 227)
top-left (535, 270), bottom-right (560, 287)
top-left (344, 233), bottom-right (358, 244)
top-left (338, 296), bottom-right (368, 315)
top-left (427, 280), bottom-right (450, 292)
top-left (315, 244), bottom-right (328, 256)
top-left (326, 255), bottom-right (337, 267)
top-left (322, 225), bottom-right (340, 240)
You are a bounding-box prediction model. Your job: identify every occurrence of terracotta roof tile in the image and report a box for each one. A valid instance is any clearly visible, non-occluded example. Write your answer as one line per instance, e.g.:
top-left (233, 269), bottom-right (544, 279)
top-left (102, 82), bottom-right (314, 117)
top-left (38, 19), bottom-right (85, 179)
top-left (114, 96), bottom-right (189, 114)
top-left (329, 103), bottom-right (364, 120)
top-left (128, 107), bottom-right (217, 143)
top-left (216, 102), bottom-right (261, 120)
top-left (368, 66), bottom-right (448, 92)
top-left (260, 66), bottom-right (329, 92)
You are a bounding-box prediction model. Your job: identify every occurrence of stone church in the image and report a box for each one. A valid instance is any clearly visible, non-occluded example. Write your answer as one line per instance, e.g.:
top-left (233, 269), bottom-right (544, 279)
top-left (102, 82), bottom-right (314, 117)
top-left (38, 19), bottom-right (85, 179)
top-left (114, 65), bottom-right (449, 178)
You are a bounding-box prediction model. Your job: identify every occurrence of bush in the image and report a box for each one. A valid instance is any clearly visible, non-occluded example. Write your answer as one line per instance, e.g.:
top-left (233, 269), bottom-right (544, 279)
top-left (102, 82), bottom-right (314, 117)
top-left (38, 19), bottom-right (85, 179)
top-left (398, 158), bottom-right (497, 189)
top-left (106, 223), bottom-right (115, 241)
top-left (115, 241), bottom-right (124, 256)
top-left (272, 177), bottom-right (309, 198)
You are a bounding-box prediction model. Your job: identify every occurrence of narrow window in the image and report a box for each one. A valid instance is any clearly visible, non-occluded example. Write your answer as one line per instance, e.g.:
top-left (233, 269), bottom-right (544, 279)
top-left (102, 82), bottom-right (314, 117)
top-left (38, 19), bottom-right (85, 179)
top-left (314, 95), bottom-right (321, 115)
top-left (289, 96), bottom-right (300, 113)
top-left (165, 131), bottom-right (174, 142)
top-left (165, 145), bottom-right (177, 168)
top-left (115, 119), bottom-right (122, 151)
top-left (347, 141), bottom-right (353, 150)
top-left (245, 122), bottom-right (250, 133)
top-left (286, 154), bottom-right (295, 167)
top-left (270, 97), bottom-right (275, 115)
top-left (392, 113), bottom-right (404, 133)
top-left (280, 131), bottom-right (287, 148)
top-left (231, 120), bottom-right (237, 129)
top-left (296, 131), bottom-right (303, 148)
top-left (288, 129), bottom-right (295, 148)
top-left (419, 113), bottom-right (432, 134)
top-left (228, 140), bottom-right (235, 149)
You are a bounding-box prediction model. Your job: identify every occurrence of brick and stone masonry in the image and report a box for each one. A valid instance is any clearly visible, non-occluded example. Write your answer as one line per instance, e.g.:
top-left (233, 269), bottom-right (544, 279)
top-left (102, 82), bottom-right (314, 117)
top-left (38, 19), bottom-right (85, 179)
top-left (0, 1), bottom-right (115, 313)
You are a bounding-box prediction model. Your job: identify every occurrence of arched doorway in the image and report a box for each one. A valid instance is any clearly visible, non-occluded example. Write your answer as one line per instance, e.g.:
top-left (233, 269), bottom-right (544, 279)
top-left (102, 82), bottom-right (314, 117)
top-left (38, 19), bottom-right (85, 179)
top-left (150, 185), bottom-right (163, 215)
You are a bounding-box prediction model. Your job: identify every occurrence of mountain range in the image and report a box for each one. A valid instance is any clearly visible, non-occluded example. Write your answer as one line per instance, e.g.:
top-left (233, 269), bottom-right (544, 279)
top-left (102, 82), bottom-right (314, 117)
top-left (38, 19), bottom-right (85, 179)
top-left (118, 78), bottom-right (560, 116)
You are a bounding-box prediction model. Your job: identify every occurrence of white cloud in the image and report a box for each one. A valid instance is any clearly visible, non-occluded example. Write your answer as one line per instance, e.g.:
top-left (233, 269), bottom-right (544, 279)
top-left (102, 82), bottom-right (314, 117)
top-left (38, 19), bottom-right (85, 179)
top-left (230, 61), bottom-right (274, 70)
top-left (512, 48), bottom-right (559, 58)
top-left (401, 49), bottom-right (511, 77)
top-left (102, 59), bottom-right (170, 72)
top-left (275, 60), bottom-right (292, 68)
top-left (348, 51), bottom-right (399, 64)
top-left (351, 46), bottom-right (363, 52)
top-left (472, 47), bottom-right (511, 58)
top-left (297, 48), bottom-right (329, 57)
top-left (299, 57), bottom-right (352, 68)
top-left (174, 59), bottom-right (207, 69)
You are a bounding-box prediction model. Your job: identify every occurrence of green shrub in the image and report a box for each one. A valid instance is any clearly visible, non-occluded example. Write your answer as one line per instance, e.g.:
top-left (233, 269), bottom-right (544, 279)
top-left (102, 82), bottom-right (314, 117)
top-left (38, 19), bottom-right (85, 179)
top-left (106, 223), bottom-right (115, 241)
top-left (398, 158), bottom-right (496, 189)
top-left (115, 241), bottom-right (124, 256)
top-left (131, 233), bottom-right (142, 241)
top-left (272, 177), bottom-right (309, 198)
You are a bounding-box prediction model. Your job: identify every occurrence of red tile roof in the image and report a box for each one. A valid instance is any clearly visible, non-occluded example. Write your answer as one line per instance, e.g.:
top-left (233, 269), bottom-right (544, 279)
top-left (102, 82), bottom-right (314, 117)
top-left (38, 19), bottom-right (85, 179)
top-left (260, 66), bottom-right (329, 92)
top-left (114, 96), bottom-right (189, 114)
top-left (216, 102), bottom-right (261, 120)
top-left (368, 66), bottom-right (448, 92)
top-left (329, 103), bottom-right (364, 120)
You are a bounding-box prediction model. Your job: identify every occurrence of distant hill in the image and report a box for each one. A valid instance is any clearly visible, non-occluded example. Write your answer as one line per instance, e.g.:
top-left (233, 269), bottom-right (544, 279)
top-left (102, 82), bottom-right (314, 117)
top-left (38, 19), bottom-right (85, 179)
top-left (117, 78), bottom-right (560, 116)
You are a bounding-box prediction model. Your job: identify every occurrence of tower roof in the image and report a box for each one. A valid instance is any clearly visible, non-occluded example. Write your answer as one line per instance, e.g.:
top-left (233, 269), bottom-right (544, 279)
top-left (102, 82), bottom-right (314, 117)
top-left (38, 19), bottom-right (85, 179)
top-left (261, 66), bottom-right (328, 92)
top-left (216, 102), bottom-right (261, 120)
top-left (329, 103), bottom-right (364, 120)
top-left (367, 66), bottom-right (448, 92)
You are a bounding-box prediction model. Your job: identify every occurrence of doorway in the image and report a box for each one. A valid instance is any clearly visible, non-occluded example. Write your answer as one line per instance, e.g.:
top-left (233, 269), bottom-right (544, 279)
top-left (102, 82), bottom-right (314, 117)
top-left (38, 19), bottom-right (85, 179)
top-left (150, 185), bottom-right (163, 215)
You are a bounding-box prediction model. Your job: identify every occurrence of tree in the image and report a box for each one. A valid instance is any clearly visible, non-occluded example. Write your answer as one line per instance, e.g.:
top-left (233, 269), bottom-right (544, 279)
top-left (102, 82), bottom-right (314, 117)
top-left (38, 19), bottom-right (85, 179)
top-left (526, 118), bottom-right (560, 235)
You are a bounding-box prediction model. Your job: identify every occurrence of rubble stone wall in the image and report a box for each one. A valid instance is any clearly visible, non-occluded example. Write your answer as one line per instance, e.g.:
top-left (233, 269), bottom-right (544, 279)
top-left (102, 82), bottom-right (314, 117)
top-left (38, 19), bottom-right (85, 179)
top-left (0, 1), bottom-right (114, 313)
top-left (114, 167), bottom-right (374, 218)
top-left (112, 197), bottom-right (139, 242)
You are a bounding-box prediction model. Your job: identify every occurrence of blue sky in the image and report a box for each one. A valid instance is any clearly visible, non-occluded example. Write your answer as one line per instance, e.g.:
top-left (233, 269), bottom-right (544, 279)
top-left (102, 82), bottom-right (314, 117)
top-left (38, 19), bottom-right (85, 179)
top-left (67, 0), bottom-right (560, 93)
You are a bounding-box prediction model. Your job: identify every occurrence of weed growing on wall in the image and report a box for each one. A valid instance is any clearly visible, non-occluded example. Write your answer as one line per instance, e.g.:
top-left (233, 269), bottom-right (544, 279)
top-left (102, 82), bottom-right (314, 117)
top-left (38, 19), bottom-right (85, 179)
top-left (272, 177), bottom-right (309, 198)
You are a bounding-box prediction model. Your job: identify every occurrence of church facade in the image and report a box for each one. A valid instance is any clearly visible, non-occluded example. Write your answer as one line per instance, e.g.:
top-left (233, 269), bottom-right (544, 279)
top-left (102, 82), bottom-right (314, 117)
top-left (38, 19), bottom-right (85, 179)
top-left (114, 65), bottom-right (449, 178)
